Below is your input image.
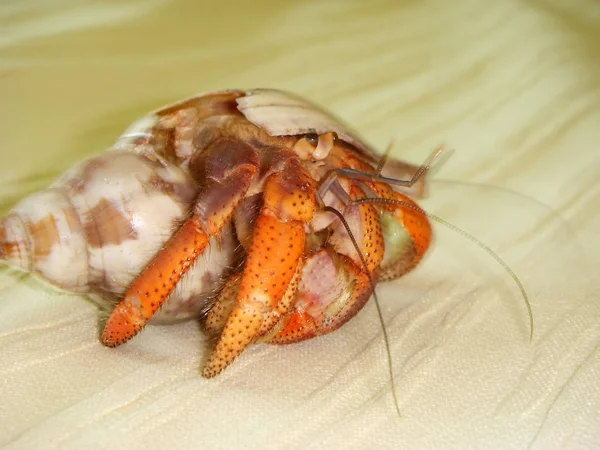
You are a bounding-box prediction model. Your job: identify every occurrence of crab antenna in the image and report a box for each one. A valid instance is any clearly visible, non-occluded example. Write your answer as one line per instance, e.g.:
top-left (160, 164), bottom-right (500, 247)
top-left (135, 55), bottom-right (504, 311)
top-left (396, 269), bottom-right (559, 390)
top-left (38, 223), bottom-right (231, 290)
top-left (324, 206), bottom-right (402, 418)
top-left (351, 197), bottom-right (534, 342)
top-left (401, 144), bottom-right (446, 187)
top-left (329, 144), bottom-right (449, 191)
top-left (375, 139), bottom-right (395, 175)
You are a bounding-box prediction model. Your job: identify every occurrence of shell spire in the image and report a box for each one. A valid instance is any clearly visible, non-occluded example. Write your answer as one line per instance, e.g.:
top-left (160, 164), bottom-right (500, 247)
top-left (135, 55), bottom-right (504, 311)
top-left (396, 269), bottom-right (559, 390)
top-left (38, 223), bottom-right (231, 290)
top-left (0, 188), bottom-right (90, 292)
top-left (1, 212), bottom-right (32, 273)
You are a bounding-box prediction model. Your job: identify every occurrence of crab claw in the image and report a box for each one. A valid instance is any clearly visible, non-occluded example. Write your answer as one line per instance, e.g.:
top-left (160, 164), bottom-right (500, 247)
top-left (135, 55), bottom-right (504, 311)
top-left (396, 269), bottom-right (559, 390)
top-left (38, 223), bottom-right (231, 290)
top-left (254, 185), bottom-right (386, 344)
top-left (376, 190), bottom-right (432, 281)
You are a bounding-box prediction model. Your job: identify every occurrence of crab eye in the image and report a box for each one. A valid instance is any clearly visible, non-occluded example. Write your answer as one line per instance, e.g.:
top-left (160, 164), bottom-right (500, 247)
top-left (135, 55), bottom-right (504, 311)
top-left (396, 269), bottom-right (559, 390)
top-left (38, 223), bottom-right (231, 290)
top-left (304, 133), bottom-right (319, 146)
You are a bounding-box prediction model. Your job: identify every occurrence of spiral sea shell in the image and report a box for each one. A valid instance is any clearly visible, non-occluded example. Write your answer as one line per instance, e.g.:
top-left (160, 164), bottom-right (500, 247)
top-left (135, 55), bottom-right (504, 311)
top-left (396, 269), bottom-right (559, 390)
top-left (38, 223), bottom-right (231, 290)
top-left (0, 133), bottom-right (237, 323)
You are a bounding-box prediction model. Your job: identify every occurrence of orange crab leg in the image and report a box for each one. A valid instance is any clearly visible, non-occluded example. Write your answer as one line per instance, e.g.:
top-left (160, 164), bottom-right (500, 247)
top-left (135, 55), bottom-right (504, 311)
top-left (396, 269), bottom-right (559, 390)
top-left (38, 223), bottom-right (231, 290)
top-left (102, 217), bottom-right (209, 346)
top-left (202, 159), bottom-right (315, 378)
top-left (102, 137), bottom-right (259, 347)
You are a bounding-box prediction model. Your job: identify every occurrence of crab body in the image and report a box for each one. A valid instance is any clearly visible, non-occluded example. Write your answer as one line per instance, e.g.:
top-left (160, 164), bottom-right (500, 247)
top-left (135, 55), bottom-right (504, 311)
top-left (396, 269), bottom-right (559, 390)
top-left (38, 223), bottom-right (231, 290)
top-left (0, 89), bottom-right (432, 377)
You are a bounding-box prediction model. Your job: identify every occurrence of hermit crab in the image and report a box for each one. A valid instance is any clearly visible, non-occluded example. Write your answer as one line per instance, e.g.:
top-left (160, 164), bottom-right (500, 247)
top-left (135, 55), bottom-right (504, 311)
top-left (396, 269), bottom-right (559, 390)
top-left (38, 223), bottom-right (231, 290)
top-left (0, 89), bottom-right (477, 378)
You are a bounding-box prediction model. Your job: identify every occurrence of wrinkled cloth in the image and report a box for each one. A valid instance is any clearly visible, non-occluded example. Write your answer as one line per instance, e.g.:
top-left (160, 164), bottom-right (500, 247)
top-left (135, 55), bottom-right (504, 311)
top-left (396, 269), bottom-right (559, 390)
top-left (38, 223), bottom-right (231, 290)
top-left (1, 0), bottom-right (599, 449)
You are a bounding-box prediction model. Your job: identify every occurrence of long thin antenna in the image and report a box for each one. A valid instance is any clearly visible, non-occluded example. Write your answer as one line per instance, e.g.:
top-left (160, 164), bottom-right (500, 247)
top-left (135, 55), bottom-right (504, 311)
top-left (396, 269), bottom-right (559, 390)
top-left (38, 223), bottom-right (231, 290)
top-left (375, 140), bottom-right (395, 175)
top-left (317, 145), bottom-right (447, 204)
top-left (324, 206), bottom-right (402, 418)
top-left (351, 197), bottom-right (534, 342)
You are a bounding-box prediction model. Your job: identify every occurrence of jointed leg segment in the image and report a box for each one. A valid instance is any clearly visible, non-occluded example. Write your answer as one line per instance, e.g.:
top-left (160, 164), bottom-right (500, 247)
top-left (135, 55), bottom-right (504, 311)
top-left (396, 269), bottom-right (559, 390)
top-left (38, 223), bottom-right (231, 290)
top-left (102, 138), bottom-right (259, 348)
top-left (102, 217), bottom-right (209, 346)
top-left (203, 159), bottom-right (315, 377)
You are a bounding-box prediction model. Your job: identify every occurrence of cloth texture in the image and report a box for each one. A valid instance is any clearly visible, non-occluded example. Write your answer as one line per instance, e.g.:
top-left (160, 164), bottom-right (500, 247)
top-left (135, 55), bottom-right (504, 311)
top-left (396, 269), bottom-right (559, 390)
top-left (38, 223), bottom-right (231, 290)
top-left (1, 1), bottom-right (599, 448)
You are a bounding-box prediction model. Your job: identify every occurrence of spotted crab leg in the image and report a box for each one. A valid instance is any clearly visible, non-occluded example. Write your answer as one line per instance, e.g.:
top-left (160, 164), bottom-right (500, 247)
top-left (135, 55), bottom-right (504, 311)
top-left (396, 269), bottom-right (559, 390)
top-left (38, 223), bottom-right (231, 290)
top-left (202, 158), bottom-right (315, 378)
top-left (101, 217), bottom-right (210, 345)
top-left (102, 138), bottom-right (260, 347)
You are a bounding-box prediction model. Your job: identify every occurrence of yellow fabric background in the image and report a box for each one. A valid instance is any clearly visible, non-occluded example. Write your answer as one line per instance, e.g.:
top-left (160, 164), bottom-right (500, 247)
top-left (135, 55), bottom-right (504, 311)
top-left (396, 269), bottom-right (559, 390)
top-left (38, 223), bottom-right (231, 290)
top-left (1, 1), bottom-right (598, 448)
